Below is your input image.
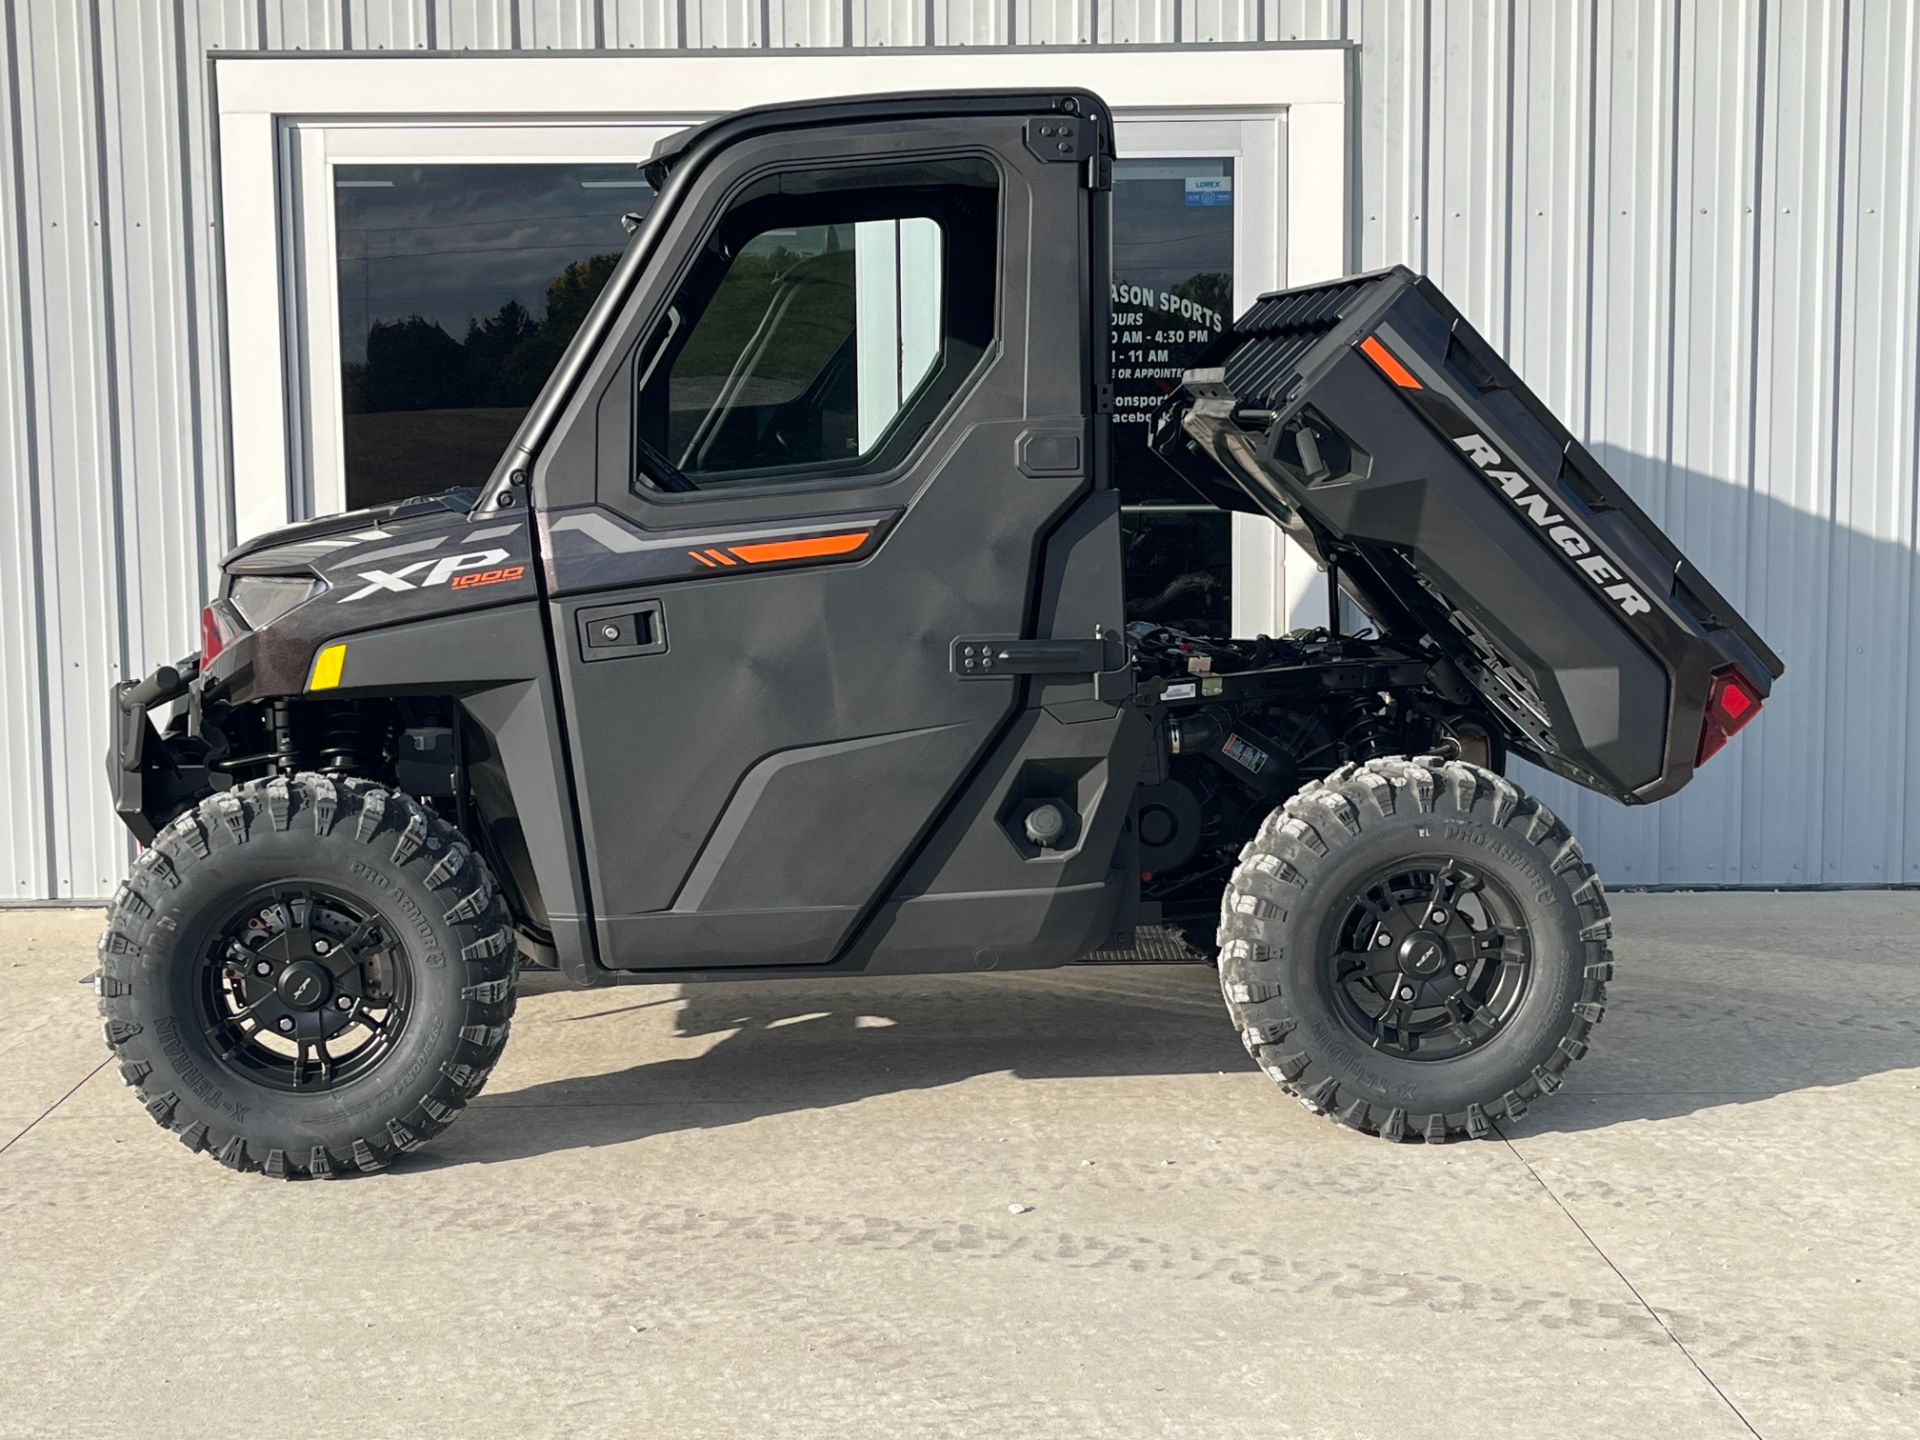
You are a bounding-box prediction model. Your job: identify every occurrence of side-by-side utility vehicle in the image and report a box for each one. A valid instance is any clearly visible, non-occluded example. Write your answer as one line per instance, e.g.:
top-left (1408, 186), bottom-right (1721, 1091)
top-left (100, 91), bottom-right (1780, 1175)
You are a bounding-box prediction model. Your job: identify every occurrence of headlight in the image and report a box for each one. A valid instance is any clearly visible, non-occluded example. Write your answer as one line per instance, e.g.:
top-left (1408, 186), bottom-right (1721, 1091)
top-left (228, 574), bottom-right (328, 630)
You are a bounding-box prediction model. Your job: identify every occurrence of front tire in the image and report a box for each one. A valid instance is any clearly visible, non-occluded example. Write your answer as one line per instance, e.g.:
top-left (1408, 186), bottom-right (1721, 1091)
top-left (1217, 757), bottom-right (1611, 1141)
top-left (97, 775), bottom-right (517, 1177)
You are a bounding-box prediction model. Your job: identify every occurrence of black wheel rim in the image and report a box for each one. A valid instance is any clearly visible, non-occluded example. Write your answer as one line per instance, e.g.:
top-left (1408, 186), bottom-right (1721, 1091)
top-left (1322, 860), bottom-right (1533, 1062)
top-left (194, 885), bottom-right (412, 1093)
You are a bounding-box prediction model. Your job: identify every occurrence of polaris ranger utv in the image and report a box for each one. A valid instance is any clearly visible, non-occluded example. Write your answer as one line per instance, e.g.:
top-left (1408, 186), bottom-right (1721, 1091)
top-left (99, 90), bottom-right (1779, 1176)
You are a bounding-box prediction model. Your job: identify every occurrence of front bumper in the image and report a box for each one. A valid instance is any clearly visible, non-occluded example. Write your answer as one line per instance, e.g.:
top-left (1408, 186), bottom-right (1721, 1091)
top-left (107, 654), bottom-right (201, 843)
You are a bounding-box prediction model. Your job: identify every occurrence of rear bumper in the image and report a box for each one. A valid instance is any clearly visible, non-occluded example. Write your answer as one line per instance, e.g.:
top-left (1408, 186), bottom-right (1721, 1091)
top-left (107, 655), bottom-right (199, 844)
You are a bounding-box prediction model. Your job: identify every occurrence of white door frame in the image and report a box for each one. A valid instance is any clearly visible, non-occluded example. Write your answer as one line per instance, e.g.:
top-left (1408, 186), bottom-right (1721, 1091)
top-left (212, 47), bottom-right (1351, 619)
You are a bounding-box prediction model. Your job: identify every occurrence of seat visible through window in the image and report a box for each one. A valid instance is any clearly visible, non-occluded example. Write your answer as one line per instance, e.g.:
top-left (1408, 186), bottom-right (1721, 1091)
top-left (633, 156), bottom-right (999, 493)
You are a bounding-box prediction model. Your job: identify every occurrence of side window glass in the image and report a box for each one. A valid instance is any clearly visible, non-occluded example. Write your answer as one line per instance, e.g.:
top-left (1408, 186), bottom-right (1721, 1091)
top-left (336, 163), bottom-right (651, 508)
top-left (634, 158), bottom-right (996, 492)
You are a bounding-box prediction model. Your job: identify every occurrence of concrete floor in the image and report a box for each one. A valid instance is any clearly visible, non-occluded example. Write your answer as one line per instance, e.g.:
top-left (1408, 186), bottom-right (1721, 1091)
top-left (0, 893), bottom-right (1916, 1439)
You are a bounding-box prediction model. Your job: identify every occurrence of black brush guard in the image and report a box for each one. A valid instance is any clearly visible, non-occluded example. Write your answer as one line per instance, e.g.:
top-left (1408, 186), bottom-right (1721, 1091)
top-left (1153, 266), bottom-right (1782, 804)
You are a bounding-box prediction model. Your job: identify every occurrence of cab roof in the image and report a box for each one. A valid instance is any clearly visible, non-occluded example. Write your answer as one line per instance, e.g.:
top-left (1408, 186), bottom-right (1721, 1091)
top-left (643, 87), bottom-right (1111, 186)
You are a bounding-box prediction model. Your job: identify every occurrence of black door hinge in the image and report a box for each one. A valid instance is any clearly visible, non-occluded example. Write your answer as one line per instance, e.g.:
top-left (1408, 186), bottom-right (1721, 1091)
top-left (1025, 116), bottom-right (1095, 165)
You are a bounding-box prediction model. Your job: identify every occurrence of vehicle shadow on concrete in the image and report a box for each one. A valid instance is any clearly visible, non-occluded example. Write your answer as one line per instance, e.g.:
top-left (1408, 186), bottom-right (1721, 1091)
top-left (448, 901), bottom-right (1920, 1163)
top-left (443, 964), bottom-right (1249, 1165)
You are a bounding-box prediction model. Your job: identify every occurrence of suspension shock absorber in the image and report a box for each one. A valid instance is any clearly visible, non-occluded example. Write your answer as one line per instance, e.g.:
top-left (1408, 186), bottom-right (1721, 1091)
top-left (1334, 696), bottom-right (1400, 762)
top-left (268, 699), bottom-right (297, 775)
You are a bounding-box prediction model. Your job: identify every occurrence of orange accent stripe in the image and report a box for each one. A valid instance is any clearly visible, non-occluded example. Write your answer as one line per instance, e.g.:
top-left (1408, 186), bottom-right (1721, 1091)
top-left (707, 549), bottom-right (738, 566)
top-left (690, 551), bottom-right (716, 567)
top-left (728, 531), bottom-right (870, 565)
top-left (1360, 334), bottom-right (1423, 389)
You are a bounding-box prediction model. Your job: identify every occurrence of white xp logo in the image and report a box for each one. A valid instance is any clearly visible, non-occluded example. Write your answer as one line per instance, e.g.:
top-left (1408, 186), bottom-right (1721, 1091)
top-left (340, 549), bottom-right (512, 603)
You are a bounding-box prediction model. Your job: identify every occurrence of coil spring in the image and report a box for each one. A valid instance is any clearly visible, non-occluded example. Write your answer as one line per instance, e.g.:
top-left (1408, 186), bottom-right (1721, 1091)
top-left (318, 707), bottom-right (381, 772)
top-left (1337, 707), bottom-right (1399, 762)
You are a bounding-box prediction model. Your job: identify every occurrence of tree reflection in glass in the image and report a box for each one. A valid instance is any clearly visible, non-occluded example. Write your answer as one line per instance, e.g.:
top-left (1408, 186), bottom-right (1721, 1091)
top-left (334, 163), bottom-right (651, 508)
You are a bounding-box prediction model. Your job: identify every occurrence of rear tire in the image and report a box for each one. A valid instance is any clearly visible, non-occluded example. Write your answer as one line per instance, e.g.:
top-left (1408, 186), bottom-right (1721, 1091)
top-left (1217, 756), bottom-right (1611, 1141)
top-left (97, 775), bottom-right (517, 1177)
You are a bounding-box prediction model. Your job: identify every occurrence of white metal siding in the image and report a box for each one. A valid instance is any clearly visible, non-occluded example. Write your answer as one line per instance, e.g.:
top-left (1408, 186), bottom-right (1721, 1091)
top-left (2, 1), bottom-right (1914, 898)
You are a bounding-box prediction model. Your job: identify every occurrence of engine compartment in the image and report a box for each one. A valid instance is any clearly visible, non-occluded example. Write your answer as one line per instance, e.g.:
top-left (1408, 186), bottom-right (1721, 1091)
top-left (1124, 619), bottom-right (1500, 944)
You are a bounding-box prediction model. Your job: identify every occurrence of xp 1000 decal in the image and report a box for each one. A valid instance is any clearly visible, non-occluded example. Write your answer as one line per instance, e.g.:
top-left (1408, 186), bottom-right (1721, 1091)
top-left (340, 549), bottom-right (525, 602)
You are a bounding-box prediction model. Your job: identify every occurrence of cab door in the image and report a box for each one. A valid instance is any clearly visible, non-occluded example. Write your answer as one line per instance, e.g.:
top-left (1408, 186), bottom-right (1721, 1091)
top-left (535, 101), bottom-right (1120, 970)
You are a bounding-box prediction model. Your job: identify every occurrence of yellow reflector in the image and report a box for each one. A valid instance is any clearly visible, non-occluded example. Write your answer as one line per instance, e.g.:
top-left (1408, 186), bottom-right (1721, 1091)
top-left (308, 643), bottom-right (347, 691)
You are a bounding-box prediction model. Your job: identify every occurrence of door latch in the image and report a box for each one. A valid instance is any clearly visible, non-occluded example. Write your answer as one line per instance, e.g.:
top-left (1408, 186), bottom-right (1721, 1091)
top-left (951, 630), bottom-right (1124, 679)
top-left (578, 598), bottom-right (667, 661)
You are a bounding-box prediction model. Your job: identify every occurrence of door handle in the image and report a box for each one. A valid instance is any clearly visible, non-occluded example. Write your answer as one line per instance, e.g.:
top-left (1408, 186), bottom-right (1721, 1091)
top-left (578, 599), bottom-right (667, 661)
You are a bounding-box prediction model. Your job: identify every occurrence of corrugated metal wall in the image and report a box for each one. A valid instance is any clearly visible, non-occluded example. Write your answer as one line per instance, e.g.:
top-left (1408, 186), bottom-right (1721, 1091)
top-left (3, 0), bottom-right (1915, 899)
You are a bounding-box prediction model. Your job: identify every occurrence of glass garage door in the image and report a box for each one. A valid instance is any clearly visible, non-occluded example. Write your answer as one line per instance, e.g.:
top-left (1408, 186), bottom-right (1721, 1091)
top-left (1113, 118), bottom-right (1285, 638)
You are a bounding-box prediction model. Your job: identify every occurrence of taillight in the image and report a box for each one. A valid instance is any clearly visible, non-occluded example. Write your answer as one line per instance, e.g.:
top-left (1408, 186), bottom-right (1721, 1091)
top-left (1696, 667), bottom-right (1763, 766)
top-left (201, 605), bottom-right (228, 665)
